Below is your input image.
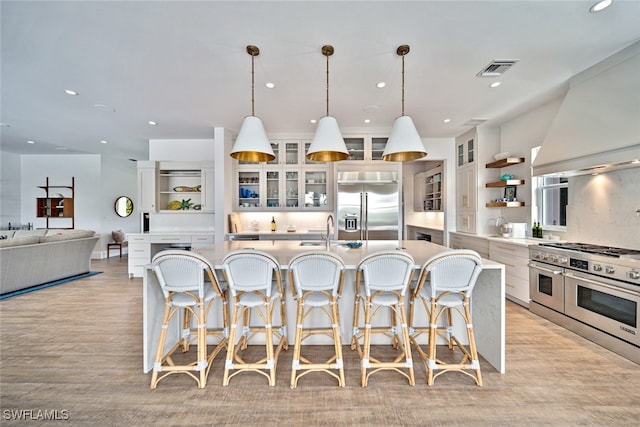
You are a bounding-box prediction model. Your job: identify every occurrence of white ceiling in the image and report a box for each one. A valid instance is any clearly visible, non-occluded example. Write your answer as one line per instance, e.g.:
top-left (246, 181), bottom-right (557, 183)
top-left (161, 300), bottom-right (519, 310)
top-left (2, 1), bottom-right (639, 161)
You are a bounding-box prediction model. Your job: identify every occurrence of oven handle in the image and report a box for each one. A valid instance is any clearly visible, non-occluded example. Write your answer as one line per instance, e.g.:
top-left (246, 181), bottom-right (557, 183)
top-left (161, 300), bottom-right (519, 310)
top-left (528, 263), bottom-right (564, 275)
top-left (565, 271), bottom-right (640, 297)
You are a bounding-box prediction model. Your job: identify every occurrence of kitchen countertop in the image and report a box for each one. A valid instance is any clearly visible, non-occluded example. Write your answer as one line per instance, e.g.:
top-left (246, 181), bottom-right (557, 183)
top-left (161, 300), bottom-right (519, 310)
top-left (450, 231), bottom-right (554, 247)
top-left (128, 231), bottom-right (214, 235)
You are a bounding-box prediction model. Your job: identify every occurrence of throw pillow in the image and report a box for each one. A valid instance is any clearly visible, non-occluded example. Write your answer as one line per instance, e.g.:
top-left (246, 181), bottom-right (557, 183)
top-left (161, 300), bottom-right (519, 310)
top-left (112, 230), bottom-right (125, 243)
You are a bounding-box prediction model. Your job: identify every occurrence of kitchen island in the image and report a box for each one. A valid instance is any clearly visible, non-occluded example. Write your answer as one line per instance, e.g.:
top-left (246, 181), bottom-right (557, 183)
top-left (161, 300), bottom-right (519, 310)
top-left (143, 240), bottom-right (505, 375)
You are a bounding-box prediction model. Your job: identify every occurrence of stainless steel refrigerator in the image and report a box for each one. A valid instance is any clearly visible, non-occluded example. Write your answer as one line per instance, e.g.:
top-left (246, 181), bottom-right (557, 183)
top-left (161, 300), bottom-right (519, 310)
top-left (337, 171), bottom-right (401, 240)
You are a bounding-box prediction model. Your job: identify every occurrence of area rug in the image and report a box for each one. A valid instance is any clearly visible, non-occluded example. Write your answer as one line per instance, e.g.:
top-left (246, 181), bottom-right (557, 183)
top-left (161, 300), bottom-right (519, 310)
top-left (0, 271), bottom-right (102, 300)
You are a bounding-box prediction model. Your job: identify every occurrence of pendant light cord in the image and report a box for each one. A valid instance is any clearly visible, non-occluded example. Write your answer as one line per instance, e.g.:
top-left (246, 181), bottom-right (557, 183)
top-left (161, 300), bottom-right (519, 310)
top-left (251, 52), bottom-right (255, 116)
top-left (325, 50), bottom-right (330, 117)
top-left (401, 52), bottom-right (405, 117)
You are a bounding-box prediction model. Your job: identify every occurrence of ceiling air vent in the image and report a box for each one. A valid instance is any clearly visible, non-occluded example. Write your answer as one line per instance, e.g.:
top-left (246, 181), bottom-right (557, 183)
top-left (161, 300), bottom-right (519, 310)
top-left (463, 118), bottom-right (489, 127)
top-left (476, 60), bottom-right (519, 77)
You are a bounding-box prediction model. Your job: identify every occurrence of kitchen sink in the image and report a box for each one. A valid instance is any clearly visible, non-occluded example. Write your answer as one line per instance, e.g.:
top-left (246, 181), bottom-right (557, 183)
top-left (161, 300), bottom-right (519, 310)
top-left (299, 241), bottom-right (325, 246)
top-left (298, 241), bottom-right (348, 247)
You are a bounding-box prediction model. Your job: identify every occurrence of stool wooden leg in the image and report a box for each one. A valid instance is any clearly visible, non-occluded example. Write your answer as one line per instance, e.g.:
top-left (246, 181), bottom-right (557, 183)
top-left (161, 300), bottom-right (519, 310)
top-left (361, 297), bottom-right (372, 387)
top-left (331, 297), bottom-right (345, 387)
top-left (150, 302), bottom-right (172, 389)
top-left (290, 299), bottom-right (305, 388)
top-left (463, 299), bottom-right (483, 386)
top-left (398, 301), bottom-right (415, 386)
top-left (426, 301), bottom-right (438, 386)
top-left (223, 301), bottom-right (240, 386)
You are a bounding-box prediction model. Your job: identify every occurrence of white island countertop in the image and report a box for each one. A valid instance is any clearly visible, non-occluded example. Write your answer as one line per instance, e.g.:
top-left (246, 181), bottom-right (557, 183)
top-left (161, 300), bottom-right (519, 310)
top-left (143, 240), bottom-right (506, 375)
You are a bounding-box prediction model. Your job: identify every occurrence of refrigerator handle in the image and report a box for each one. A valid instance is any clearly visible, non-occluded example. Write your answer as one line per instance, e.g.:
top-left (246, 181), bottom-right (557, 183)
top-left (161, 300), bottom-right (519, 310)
top-left (364, 192), bottom-right (369, 241)
top-left (359, 192), bottom-right (364, 240)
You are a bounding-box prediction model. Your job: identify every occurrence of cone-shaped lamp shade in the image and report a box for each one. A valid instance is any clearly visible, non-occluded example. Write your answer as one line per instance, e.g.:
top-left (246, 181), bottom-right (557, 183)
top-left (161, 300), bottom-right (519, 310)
top-left (306, 116), bottom-right (350, 162)
top-left (230, 115), bottom-right (275, 162)
top-left (382, 115), bottom-right (427, 161)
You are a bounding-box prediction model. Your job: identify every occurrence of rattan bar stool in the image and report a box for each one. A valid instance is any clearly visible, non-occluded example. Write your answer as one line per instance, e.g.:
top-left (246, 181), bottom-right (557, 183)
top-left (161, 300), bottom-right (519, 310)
top-left (350, 249), bottom-right (415, 387)
top-left (409, 249), bottom-right (484, 386)
top-left (221, 249), bottom-right (288, 386)
top-left (149, 250), bottom-right (229, 389)
top-left (288, 251), bottom-right (346, 388)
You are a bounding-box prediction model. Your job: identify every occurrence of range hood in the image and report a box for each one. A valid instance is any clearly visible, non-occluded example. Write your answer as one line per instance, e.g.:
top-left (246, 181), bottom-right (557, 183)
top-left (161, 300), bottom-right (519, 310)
top-left (532, 42), bottom-right (640, 176)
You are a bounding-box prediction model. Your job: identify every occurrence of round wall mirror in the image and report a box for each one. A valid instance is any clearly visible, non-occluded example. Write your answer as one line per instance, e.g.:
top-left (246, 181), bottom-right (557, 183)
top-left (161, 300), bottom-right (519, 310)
top-left (114, 196), bottom-right (134, 218)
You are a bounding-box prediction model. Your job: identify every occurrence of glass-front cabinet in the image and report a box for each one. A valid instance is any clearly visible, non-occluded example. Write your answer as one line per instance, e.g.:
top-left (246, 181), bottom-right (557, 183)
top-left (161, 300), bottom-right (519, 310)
top-left (234, 139), bottom-right (334, 211)
top-left (343, 135), bottom-right (389, 162)
top-left (304, 170), bottom-right (330, 209)
top-left (238, 171), bottom-right (261, 209)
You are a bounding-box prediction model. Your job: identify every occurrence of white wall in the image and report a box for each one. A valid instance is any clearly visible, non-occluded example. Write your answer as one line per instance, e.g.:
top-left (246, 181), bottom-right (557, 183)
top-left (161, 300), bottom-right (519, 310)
top-left (566, 168), bottom-right (640, 248)
top-left (19, 154), bottom-right (138, 258)
top-left (100, 156), bottom-right (140, 254)
top-left (0, 151), bottom-right (22, 228)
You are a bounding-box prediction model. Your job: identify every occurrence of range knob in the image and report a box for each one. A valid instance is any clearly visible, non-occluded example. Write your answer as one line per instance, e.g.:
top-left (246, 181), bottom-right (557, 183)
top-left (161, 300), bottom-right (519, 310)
top-left (628, 271), bottom-right (640, 280)
top-left (605, 266), bottom-right (615, 275)
top-left (592, 264), bottom-right (603, 272)
top-left (541, 254), bottom-right (549, 261)
top-left (550, 255), bottom-right (558, 263)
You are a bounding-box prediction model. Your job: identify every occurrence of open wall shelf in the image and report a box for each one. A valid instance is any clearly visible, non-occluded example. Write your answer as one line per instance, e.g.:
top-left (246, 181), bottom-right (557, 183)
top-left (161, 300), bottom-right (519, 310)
top-left (36, 177), bottom-right (75, 229)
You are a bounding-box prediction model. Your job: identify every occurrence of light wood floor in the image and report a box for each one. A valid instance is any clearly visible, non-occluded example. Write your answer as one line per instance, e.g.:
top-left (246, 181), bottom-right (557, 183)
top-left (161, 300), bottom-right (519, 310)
top-left (1, 255), bottom-right (639, 426)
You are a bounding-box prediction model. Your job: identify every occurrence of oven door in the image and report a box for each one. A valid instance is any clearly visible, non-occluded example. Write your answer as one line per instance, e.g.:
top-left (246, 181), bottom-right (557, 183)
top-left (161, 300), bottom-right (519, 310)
top-left (564, 271), bottom-right (640, 347)
top-left (529, 260), bottom-right (565, 312)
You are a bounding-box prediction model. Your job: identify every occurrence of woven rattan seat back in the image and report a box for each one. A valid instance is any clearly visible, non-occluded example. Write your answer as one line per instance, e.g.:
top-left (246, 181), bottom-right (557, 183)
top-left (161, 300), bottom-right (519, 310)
top-left (288, 251), bottom-right (344, 298)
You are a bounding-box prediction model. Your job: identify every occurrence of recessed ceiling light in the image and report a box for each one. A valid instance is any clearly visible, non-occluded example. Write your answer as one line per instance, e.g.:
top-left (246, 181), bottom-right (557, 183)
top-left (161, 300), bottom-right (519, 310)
top-left (489, 81), bottom-right (501, 88)
top-left (100, 140), bottom-right (108, 144)
top-left (443, 118), bottom-right (451, 123)
top-left (64, 89), bottom-right (79, 96)
top-left (27, 140), bottom-right (35, 144)
top-left (310, 119), bottom-right (317, 124)
top-left (364, 119), bottom-right (371, 124)
top-left (265, 82), bottom-right (275, 89)
top-left (148, 121), bottom-right (157, 126)
top-left (590, 0), bottom-right (612, 13)
top-left (376, 82), bottom-right (386, 88)
top-left (94, 104), bottom-right (115, 112)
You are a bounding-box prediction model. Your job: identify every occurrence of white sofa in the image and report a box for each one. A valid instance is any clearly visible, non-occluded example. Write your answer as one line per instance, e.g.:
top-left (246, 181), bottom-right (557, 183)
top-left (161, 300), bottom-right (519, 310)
top-left (0, 229), bottom-right (99, 296)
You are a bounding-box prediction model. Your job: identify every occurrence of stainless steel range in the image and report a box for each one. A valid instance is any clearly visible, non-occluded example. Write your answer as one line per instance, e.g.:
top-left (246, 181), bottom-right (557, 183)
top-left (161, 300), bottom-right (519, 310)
top-left (529, 242), bottom-right (640, 364)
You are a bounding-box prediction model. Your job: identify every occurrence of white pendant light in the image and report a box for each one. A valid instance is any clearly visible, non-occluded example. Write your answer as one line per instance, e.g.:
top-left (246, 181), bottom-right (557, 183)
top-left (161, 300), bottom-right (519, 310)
top-left (230, 45), bottom-right (275, 162)
top-left (306, 45), bottom-right (349, 162)
top-left (382, 45), bottom-right (427, 162)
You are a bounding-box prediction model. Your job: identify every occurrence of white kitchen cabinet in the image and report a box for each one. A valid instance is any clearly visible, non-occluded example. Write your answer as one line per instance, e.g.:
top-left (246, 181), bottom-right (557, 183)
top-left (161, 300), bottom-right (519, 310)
top-left (238, 139), bottom-right (303, 167)
top-left (127, 233), bottom-right (215, 278)
top-left (448, 232), bottom-right (490, 259)
top-left (303, 169), bottom-right (331, 209)
top-left (137, 161), bottom-right (157, 212)
top-left (127, 234), bottom-right (151, 278)
top-left (456, 164), bottom-right (477, 233)
top-left (457, 136), bottom-right (475, 167)
top-left (234, 139), bottom-right (332, 211)
top-left (489, 240), bottom-right (530, 306)
top-left (454, 127), bottom-right (500, 235)
top-left (342, 135), bottom-right (389, 163)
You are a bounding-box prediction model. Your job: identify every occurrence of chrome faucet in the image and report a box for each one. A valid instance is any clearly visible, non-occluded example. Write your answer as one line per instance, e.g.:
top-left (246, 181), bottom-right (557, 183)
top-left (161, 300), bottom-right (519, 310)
top-left (496, 216), bottom-right (505, 228)
top-left (325, 214), bottom-right (334, 250)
